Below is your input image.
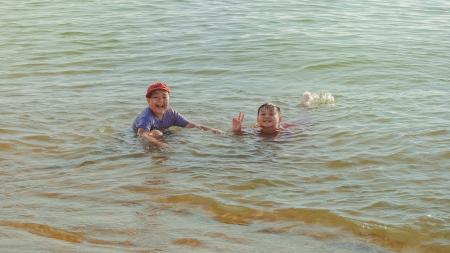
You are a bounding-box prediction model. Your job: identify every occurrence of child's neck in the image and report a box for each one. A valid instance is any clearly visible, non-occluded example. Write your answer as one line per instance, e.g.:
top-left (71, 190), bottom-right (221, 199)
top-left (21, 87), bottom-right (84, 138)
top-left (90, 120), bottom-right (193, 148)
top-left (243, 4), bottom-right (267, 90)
top-left (151, 110), bottom-right (164, 120)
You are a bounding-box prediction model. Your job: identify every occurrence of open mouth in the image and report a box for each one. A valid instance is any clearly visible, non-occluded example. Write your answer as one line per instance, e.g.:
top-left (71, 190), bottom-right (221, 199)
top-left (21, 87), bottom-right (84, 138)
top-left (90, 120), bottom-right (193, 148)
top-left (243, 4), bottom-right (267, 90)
top-left (260, 120), bottom-right (275, 127)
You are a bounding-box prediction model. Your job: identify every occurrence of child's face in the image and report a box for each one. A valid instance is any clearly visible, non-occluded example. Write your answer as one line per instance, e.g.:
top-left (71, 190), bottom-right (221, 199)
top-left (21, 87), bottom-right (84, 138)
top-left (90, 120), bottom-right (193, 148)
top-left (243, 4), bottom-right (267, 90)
top-left (147, 90), bottom-right (170, 117)
top-left (257, 107), bottom-right (281, 131)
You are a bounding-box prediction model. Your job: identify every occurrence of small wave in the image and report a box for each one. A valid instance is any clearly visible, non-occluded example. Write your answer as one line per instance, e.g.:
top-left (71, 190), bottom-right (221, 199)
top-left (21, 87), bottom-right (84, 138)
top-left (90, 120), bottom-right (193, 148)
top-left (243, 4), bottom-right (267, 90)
top-left (34, 192), bottom-right (82, 200)
top-left (6, 69), bottom-right (108, 78)
top-left (123, 185), bottom-right (173, 195)
top-left (334, 184), bottom-right (364, 192)
top-left (60, 31), bottom-right (89, 36)
top-left (0, 139), bottom-right (60, 153)
top-left (22, 134), bottom-right (59, 143)
top-left (302, 58), bottom-right (373, 71)
top-left (326, 159), bottom-right (353, 169)
top-left (158, 193), bottom-right (450, 253)
top-left (0, 221), bottom-right (85, 243)
top-left (0, 143), bottom-right (14, 151)
top-left (162, 68), bottom-right (229, 75)
top-left (0, 221), bottom-right (136, 248)
top-left (173, 238), bottom-right (203, 247)
top-left (361, 201), bottom-right (408, 210)
top-left (76, 152), bottom-right (148, 168)
top-left (228, 178), bottom-right (294, 191)
top-left (303, 175), bottom-right (342, 183)
top-left (12, 62), bottom-right (50, 68)
top-left (434, 150), bottom-right (450, 160)
top-left (427, 129), bottom-right (449, 136)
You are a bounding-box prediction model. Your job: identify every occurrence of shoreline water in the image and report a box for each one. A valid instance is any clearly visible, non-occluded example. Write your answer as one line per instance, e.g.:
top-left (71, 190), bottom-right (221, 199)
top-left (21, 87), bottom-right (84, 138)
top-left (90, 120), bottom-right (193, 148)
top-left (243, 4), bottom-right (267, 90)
top-left (1, 0), bottom-right (449, 252)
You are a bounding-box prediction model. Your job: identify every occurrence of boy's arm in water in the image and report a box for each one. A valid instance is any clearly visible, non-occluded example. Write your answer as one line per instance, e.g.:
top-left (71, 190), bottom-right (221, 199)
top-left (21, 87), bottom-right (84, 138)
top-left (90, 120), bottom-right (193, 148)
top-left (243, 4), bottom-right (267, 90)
top-left (185, 123), bottom-right (223, 134)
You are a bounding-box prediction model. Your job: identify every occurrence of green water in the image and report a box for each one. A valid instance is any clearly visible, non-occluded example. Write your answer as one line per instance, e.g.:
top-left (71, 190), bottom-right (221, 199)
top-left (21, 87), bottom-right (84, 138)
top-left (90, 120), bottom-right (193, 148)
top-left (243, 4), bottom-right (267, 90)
top-left (1, 1), bottom-right (449, 252)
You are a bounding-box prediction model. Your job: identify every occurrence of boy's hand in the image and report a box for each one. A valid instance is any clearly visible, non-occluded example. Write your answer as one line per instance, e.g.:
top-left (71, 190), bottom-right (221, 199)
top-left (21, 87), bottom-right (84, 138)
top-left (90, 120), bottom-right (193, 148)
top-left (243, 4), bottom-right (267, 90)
top-left (148, 129), bottom-right (163, 137)
top-left (137, 128), bottom-right (163, 138)
top-left (140, 130), bottom-right (168, 148)
top-left (232, 112), bottom-right (244, 132)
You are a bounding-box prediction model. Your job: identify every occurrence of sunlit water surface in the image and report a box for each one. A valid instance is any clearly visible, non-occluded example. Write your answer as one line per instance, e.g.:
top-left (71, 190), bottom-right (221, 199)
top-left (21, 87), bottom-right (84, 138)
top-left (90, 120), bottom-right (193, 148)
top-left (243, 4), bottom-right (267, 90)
top-left (1, 0), bottom-right (449, 252)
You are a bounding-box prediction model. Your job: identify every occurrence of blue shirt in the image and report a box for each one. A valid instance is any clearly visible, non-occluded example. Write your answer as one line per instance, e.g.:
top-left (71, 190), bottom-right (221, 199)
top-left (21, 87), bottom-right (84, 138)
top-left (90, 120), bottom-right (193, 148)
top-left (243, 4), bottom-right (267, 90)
top-left (132, 107), bottom-right (189, 133)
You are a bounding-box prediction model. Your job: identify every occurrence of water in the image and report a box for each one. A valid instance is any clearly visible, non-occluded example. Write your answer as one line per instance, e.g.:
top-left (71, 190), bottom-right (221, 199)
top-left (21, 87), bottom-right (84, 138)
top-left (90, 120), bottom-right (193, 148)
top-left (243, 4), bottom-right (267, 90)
top-left (1, 0), bottom-right (449, 252)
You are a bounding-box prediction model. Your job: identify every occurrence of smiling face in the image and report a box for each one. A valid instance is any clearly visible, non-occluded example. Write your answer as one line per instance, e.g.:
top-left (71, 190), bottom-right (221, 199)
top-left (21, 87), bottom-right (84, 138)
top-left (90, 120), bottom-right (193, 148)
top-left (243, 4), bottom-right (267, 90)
top-left (256, 103), bottom-right (282, 134)
top-left (147, 90), bottom-right (170, 119)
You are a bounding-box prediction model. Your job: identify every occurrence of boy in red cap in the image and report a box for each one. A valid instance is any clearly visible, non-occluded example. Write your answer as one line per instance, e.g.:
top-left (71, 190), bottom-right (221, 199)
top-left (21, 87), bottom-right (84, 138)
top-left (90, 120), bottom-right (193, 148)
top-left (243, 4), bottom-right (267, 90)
top-left (133, 82), bottom-right (222, 145)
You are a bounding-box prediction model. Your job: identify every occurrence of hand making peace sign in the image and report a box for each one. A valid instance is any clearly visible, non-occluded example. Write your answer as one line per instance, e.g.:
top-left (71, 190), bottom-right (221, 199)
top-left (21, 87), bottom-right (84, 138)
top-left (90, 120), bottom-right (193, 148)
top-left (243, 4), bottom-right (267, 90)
top-left (232, 112), bottom-right (244, 132)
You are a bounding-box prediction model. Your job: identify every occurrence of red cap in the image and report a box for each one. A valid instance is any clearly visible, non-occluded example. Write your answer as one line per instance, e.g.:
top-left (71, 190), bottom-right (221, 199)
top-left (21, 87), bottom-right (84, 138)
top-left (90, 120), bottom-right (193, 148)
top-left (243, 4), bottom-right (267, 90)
top-left (146, 82), bottom-right (171, 97)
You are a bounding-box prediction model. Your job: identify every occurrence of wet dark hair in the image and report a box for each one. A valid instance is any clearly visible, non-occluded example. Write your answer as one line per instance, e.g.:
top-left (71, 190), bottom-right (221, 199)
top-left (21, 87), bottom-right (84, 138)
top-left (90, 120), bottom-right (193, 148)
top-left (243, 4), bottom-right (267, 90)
top-left (257, 102), bottom-right (281, 116)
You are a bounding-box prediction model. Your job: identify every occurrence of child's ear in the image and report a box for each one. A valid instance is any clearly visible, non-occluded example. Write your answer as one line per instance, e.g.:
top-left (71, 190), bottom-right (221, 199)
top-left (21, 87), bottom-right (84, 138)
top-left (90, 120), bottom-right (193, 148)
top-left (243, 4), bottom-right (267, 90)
top-left (146, 97), bottom-right (152, 105)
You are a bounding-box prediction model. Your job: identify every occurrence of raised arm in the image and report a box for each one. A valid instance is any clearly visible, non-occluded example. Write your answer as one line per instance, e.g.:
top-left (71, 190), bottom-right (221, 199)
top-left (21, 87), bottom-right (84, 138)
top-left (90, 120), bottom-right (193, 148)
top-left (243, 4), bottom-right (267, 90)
top-left (232, 112), bottom-right (244, 132)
